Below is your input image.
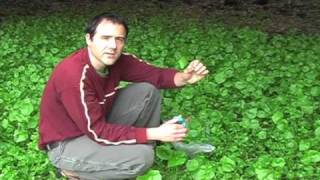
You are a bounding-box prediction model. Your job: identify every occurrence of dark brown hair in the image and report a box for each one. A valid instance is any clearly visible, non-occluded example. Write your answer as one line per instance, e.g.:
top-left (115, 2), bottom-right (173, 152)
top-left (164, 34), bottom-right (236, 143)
top-left (84, 12), bottom-right (129, 40)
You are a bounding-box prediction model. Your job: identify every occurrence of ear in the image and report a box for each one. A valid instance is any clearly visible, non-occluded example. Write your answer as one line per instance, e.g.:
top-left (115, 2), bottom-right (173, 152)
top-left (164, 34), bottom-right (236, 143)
top-left (85, 34), bottom-right (92, 46)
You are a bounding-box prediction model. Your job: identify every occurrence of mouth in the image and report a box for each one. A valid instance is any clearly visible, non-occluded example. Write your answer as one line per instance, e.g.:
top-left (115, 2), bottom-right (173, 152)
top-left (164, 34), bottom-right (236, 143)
top-left (104, 53), bottom-right (116, 57)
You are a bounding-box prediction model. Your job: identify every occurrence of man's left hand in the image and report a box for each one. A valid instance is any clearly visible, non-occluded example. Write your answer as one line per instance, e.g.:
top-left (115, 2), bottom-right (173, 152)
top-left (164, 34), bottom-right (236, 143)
top-left (182, 60), bottom-right (209, 84)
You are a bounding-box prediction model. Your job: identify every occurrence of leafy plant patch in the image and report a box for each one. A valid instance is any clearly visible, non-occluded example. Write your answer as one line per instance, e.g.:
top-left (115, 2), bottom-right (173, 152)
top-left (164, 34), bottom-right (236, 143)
top-left (1, 6), bottom-right (320, 180)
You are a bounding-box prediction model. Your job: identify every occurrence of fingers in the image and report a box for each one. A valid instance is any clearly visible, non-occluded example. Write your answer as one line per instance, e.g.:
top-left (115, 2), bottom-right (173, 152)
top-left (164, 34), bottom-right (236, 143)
top-left (192, 60), bottom-right (202, 71)
top-left (198, 66), bottom-right (209, 75)
top-left (184, 67), bottom-right (193, 74)
top-left (174, 138), bottom-right (184, 142)
top-left (184, 60), bottom-right (198, 73)
top-left (193, 61), bottom-right (207, 74)
top-left (185, 60), bottom-right (208, 75)
top-left (173, 126), bottom-right (188, 139)
top-left (164, 122), bottom-right (187, 131)
top-left (174, 126), bottom-right (188, 134)
top-left (160, 119), bottom-right (189, 142)
top-left (201, 70), bottom-right (209, 75)
top-left (172, 129), bottom-right (187, 142)
top-left (164, 118), bottom-right (179, 124)
top-left (184, 62), bottom-right (194, 73)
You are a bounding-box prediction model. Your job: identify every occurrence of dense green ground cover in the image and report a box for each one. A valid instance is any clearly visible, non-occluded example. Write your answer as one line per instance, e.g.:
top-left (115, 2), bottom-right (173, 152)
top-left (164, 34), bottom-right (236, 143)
top-left (1, 8), bottom-right (320, 180)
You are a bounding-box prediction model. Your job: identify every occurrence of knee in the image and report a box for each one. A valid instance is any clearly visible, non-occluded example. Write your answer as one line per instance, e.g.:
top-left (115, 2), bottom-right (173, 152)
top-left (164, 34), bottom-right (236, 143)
top-left (138, 82), bottom-right (159, 92)
top-left (132, 146), bottom-right (154, 176)
top-left (135, 82), bottom-right (160, 98)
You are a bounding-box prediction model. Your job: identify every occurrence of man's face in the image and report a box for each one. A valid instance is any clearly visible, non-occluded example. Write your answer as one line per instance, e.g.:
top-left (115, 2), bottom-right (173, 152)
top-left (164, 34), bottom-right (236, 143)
top-left (86, 20), bottom-right (126, 67)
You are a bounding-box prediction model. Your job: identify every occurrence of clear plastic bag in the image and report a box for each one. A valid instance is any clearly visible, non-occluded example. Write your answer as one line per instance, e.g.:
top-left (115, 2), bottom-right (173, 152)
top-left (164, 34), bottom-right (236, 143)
top-left (172, 142), bottom-right (215, 157)
top-left (171, 115), bottom-right (215, 157)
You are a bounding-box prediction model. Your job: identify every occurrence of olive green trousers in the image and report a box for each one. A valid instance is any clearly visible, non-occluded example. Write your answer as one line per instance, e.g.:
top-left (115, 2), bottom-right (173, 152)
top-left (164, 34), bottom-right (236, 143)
top-left (47, 83), bottom-right (161, 180)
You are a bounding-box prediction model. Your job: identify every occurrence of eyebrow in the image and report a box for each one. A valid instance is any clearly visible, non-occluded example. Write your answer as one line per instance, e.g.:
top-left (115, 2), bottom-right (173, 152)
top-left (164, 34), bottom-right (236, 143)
top-left (100, 35), bottom-right (126, 38)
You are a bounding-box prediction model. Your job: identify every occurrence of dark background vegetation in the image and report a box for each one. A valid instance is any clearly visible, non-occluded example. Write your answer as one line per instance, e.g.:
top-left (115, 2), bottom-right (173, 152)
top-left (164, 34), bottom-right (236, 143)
top-left (0, 0), bottom-right (319, 35)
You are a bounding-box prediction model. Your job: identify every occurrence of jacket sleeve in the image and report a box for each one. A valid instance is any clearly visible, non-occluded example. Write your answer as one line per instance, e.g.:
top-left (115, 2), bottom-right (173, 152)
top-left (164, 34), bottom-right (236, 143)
top-left (57, 77), bottom-right (147, 145)
top-left (118, 54), bottom-right (178, 89)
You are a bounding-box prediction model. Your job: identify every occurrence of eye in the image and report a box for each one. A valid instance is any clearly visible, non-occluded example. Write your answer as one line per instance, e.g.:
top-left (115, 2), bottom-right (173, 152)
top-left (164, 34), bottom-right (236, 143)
top-left (115, 37), bottom-right (125, 43)
top-left (102, 36), bottom-right (112, 40)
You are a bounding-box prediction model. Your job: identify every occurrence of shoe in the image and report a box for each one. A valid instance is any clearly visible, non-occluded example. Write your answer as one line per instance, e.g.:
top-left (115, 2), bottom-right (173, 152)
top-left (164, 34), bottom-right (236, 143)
top-left (56, 168), bottom-right (80, 179)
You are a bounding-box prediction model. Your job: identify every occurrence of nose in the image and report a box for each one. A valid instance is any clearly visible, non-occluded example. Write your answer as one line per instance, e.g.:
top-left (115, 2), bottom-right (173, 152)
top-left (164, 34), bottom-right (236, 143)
top-left (107, 37), bottom-right (117, 49)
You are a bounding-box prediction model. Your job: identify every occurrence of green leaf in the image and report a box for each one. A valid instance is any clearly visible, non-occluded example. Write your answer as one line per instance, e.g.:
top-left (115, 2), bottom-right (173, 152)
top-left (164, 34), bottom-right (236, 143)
top-left (296, 95), bottom-right (314, 114)
top-left (283, 130), bottom-right (294, 139)
top-left (220, 156), bottom-right (236, 172)
top-left (178, 57), bottom-right (188, 69)
top-left (301, 150), bottom-right (320, 164)
top-left (214, 72), bottom-right (227, 84)
top-left (168, 151), bottom-right (187, 168)
top-left (28, 117), bottom-right (38, 129)
top-left (310, 86), bottom-right (320, 96)
top-left (137, 170), bottom-right (162, 180)
top-left (180, 88), bottom-right (194, 100)
top-left (255, 169), bottom-right (275, 180)
top-left (186, 159), bottom-right (200, 172)
top-left (315, 127), bottom-right (320, 138)
top-left (299, 140), bottom-right (311, 151)
top-left (20, 104), bottom-right (34, 116)
top-left (271, 158), bottom-right (285, 168)
top-left (271, 111), bottom-right (283, 124)
top-left (1, 118), bottom-right (9, 129)
top-left (19, 98), bottom-right (34, 116)
top-left (234, 81), bottom-right (246, 90)
top-left (50, 48), bottom-right (59, 54)
top-left (14, 130), bottom-right (28, 143)
top-left (246, 108), bottom-right (258, 119)
top-left (156, 145), bottom-right (171, 160)
top-left (188, 129), bottom-right (199, 138)
top-left (192, 165), bottom-right (215, 180)
top-left (30, 73), bottom-right (40, 83)
top-left (257, 130), bottom-right (267, 140)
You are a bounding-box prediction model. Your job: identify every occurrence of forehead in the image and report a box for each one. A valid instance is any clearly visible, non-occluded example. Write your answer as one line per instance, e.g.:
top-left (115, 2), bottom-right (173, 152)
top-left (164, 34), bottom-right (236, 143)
top-left (95, 20), bottom-right (126, 37)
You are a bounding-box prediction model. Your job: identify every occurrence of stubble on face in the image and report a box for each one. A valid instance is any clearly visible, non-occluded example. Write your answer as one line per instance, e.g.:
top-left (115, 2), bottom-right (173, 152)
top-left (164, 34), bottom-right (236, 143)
top-left (86, 20), bottom-right (126, 71)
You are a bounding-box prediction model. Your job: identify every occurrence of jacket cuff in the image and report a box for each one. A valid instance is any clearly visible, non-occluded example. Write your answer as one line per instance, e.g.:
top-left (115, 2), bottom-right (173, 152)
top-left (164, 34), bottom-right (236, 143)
top-left (135, 128), bottom-right (147, 143)
top-left (161, 68), bottom-right (178, 88)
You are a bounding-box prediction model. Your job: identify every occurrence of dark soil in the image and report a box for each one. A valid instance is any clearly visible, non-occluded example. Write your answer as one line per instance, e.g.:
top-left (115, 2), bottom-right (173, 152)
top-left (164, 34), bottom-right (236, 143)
top-left (0, 0), bottom-right (319, 35)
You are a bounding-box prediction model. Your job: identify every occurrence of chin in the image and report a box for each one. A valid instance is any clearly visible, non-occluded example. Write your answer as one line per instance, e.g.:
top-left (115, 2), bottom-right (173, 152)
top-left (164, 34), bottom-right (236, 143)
top-left (102, 58), bottom-right (118, 65)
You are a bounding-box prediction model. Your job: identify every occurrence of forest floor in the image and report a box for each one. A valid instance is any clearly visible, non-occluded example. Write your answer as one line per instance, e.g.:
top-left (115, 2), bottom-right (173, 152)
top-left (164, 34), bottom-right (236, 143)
top-left (0, 0), bottom-right (319, 35)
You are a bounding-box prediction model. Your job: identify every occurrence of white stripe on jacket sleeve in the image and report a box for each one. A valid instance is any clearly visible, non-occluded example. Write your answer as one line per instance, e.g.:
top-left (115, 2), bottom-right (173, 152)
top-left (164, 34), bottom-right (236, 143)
top-left (80, 64), bottom-right (136, 145)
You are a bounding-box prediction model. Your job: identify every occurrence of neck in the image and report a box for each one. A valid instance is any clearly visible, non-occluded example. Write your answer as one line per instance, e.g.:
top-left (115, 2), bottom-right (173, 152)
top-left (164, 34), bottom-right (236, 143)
top-left (87, 47), bottom-right (107, 72)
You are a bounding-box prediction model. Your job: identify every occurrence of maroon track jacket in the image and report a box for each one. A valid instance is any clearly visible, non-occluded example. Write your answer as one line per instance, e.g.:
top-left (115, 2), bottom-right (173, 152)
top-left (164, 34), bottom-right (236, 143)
top-left (38, 48), bottom-right (177, 150)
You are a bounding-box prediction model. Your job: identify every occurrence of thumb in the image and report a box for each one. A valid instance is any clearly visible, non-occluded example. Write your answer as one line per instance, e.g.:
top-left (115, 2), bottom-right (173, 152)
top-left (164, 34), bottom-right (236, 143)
top-left (164, 118), bottom-right (179, 124)
top-left (183, 63), bottom-right (194, 74)
top-left (183, 67), bottom-right (193, 74)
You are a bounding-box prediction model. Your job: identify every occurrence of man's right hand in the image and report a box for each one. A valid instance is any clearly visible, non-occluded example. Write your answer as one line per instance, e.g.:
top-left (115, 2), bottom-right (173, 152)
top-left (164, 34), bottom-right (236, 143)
top-left (146, 118), bottom-right (188, 142)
